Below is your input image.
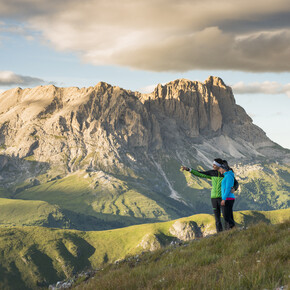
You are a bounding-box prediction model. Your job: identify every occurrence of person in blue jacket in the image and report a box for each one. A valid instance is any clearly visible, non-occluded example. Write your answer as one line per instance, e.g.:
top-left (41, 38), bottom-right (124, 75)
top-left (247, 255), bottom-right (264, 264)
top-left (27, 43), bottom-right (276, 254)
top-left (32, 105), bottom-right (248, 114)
top-left (218, 160), bottom-right (236, 230)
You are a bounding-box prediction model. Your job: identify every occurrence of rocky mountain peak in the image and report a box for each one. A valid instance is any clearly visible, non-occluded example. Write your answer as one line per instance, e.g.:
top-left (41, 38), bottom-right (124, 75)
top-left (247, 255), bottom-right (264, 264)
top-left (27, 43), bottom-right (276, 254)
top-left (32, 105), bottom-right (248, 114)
top-left (204, 75), bottom-right (227, 88)
top-left (0, 77), bottom-right (281, 177)
top-left (94, 81), bottom-right (113, 91)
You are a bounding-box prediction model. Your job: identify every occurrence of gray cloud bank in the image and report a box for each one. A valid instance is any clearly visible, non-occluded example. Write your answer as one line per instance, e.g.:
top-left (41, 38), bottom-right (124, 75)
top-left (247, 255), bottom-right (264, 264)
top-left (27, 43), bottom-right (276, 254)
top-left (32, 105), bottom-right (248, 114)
top-left (232, 81), bottom-right (290, 97)
top-left (0, 71), bottom-right (46, 86)
top-left (1, 0), bottom-right (290, 72)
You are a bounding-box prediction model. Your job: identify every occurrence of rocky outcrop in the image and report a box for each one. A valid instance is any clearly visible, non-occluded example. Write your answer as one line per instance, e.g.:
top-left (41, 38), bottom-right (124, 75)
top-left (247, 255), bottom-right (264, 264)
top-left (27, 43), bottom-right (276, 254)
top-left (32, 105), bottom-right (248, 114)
top-left (169, 220), bottom-right (202, 241)
top-left (137, 233), bottom-right (161, 251)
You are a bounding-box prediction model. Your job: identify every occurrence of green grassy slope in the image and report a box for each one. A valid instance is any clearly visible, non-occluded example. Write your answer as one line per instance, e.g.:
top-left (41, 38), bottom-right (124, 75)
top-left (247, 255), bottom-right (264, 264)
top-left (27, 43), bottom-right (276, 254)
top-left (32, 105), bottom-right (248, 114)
top-left (0, 209), bottom-right (289, 289)
top-left (235, 163), bottom-right (290, 210)
top-left (0, 160), bottom-right (289, 231)
top-left (0, 198), bottom-right (69, 228)
top-left (2, 169), bottom-right (193, 230)
top-left (77, 220), bottom-right (290, 290)
top-left (0, 198), bottom-right (131, 231)
top-left (12, 171), bottom-right (175, 226)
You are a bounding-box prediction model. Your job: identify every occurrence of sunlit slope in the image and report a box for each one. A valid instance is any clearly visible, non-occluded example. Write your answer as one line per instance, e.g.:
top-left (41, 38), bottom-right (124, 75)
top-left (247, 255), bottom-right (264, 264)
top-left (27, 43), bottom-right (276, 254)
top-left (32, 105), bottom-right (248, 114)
top-left (76, 220), bottom-right (290, 290)
top-left (0, 209), bottom-right (289, 289)
top-left (12, 170), bottom-right (192, 229)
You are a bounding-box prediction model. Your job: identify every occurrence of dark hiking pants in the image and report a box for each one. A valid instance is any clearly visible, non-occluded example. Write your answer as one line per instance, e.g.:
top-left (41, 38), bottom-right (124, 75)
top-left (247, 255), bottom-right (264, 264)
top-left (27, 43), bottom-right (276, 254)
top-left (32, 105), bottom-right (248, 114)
top-left (222, 199), bottom-right (235, 230)
top-left (211, 198), bottom-right (223, 232)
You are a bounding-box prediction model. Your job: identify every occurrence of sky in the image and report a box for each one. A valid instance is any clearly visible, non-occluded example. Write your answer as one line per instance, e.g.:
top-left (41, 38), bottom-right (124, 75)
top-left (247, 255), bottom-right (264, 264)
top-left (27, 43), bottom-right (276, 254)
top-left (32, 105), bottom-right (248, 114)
top-left (0, 0), bottom-right (290, 149)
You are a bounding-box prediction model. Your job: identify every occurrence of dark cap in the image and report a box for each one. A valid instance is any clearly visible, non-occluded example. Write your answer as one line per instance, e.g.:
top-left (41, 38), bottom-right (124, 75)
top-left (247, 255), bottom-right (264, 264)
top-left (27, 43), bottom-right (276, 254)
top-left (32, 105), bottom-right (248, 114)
top-left (220, 160), bottom-right (230, 171)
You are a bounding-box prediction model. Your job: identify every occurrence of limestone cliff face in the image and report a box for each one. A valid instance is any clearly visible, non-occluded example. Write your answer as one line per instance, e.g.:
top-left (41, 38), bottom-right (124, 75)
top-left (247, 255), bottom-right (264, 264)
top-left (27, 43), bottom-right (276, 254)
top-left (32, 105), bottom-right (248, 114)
top-left (140, 78), bottom-right (222, 137)
top-left (145, 76), bottom-right (222, 137)
top-left (0, 77), bottom-right (277, 176)
top-left (141, 77), bottom-right (269, 145)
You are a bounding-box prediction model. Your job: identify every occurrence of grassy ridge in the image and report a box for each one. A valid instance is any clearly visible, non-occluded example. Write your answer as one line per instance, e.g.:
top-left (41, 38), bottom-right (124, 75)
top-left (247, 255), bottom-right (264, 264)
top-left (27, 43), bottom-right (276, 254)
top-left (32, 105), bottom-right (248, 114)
top-left (0, 209), bottom-right (289, 289)
top-left (77, 220), bottom-right (290, 290)
top-left (0, 198), bottom-right (69, 228)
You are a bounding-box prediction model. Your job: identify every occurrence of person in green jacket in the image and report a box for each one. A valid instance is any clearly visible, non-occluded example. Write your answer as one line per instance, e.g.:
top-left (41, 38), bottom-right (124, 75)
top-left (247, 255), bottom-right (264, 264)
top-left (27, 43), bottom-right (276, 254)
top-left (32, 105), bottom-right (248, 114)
top-left (181, 158), bottom-right (238, 233)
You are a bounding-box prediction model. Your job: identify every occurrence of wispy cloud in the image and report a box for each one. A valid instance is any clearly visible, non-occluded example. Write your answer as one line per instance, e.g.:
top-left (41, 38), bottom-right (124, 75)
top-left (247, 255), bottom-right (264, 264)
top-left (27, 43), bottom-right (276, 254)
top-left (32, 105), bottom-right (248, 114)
top-left (1, 0), bottom-right (290, 72)
top-left (232, 81), bottom-right (290, 97)
top-left (138, 84), bottom-right (158, 94)
top-left (0, 71), bottom-right (47, 87)
top-left (0, 21), bottom-right (36, 41)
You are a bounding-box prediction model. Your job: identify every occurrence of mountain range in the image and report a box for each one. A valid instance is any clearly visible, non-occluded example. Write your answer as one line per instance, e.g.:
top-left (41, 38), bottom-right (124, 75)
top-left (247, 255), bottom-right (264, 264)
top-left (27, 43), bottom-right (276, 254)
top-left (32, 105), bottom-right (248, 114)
top-left (0, 76), bottom-right (289, 231)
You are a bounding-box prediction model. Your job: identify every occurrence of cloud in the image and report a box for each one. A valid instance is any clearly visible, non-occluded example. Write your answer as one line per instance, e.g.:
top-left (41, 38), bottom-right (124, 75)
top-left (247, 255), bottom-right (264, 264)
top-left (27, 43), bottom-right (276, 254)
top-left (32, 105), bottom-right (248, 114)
top-left (0, 22), bottom-right (39, 43)
top-left (1, 0), bottom-right (290, 72)
top-left (138, 84), bottom-right (157, 94)
top-left (232, 81), bottom-right (290, 97)
top-left (0, 71), bottom-right (47, 86)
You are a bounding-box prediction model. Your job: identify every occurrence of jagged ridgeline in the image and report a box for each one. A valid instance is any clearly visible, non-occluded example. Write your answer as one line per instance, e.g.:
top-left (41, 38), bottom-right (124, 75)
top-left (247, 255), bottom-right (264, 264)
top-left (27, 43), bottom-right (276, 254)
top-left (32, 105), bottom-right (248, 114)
top-left (0, 77), bottom-right (289, 230)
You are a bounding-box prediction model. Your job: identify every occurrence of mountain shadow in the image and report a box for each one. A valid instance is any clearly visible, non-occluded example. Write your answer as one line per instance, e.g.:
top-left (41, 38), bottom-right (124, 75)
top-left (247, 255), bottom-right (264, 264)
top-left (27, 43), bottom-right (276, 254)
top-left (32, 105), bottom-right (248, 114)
top-left (237, 211), bottom-right (271, 227)
top-left (0, 154), bottom-right (50, 198)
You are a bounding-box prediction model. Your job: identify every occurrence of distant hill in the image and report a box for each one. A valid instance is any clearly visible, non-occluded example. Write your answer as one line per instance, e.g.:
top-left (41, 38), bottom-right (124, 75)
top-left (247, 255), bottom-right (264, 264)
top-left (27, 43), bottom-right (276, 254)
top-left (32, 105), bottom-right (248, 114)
top-left (0, 77), bottom-right (289, 231)
top-left (0, 209), bottom-right (289, 289)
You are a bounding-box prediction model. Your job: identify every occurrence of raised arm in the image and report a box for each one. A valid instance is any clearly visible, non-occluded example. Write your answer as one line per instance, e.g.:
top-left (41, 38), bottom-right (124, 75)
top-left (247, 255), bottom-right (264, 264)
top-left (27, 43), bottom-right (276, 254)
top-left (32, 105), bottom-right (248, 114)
top-left (181, 166), bottom-right (212, 180)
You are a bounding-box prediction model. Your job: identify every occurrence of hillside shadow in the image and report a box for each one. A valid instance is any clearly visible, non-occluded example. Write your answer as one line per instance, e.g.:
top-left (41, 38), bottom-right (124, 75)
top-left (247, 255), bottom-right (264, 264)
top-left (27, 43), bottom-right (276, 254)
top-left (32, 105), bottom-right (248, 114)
top-left (56, 233), bottom-right (96, 274)
top-left (0, 154), bottom-right (50, 196)
top-left (66, 210), bottom-right (180, 231)
top-left (61, 209), bottom-right (164, 231)
top-left (0, 262), bottom-right (30, 290)
top-left (28, 247), bottom-right (63, 285)
top-left (23, 235), bottom-right (95, 287)
top-left (189, 221), bottom-right (203, 238)
top-left (43, 207), bottom-right (179, 231)
top-left (237, 211), bottom-right (271, 227)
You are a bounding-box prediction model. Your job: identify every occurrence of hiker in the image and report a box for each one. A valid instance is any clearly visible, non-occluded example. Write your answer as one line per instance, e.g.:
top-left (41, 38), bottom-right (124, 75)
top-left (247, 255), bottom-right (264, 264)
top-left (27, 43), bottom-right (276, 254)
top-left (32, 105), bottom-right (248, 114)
top-left (181, 159), bottom-right (238, 233)
top-left (218, 160), bottom-right (236, 230)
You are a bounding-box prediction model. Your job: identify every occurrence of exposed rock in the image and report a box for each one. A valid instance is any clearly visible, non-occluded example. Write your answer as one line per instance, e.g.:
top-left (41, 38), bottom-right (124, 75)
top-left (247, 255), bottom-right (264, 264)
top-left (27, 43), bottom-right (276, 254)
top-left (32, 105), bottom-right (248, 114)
top-left (169, 221), bottom-right (203, 241)
top-left (137, 233), bottom-right (161, 251)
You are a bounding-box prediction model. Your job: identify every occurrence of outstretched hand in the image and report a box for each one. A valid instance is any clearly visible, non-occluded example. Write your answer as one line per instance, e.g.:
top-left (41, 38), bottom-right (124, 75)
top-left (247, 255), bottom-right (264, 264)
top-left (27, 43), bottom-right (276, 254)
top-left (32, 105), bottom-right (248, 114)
top-left (180, 166), bottom-right (190, 171)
